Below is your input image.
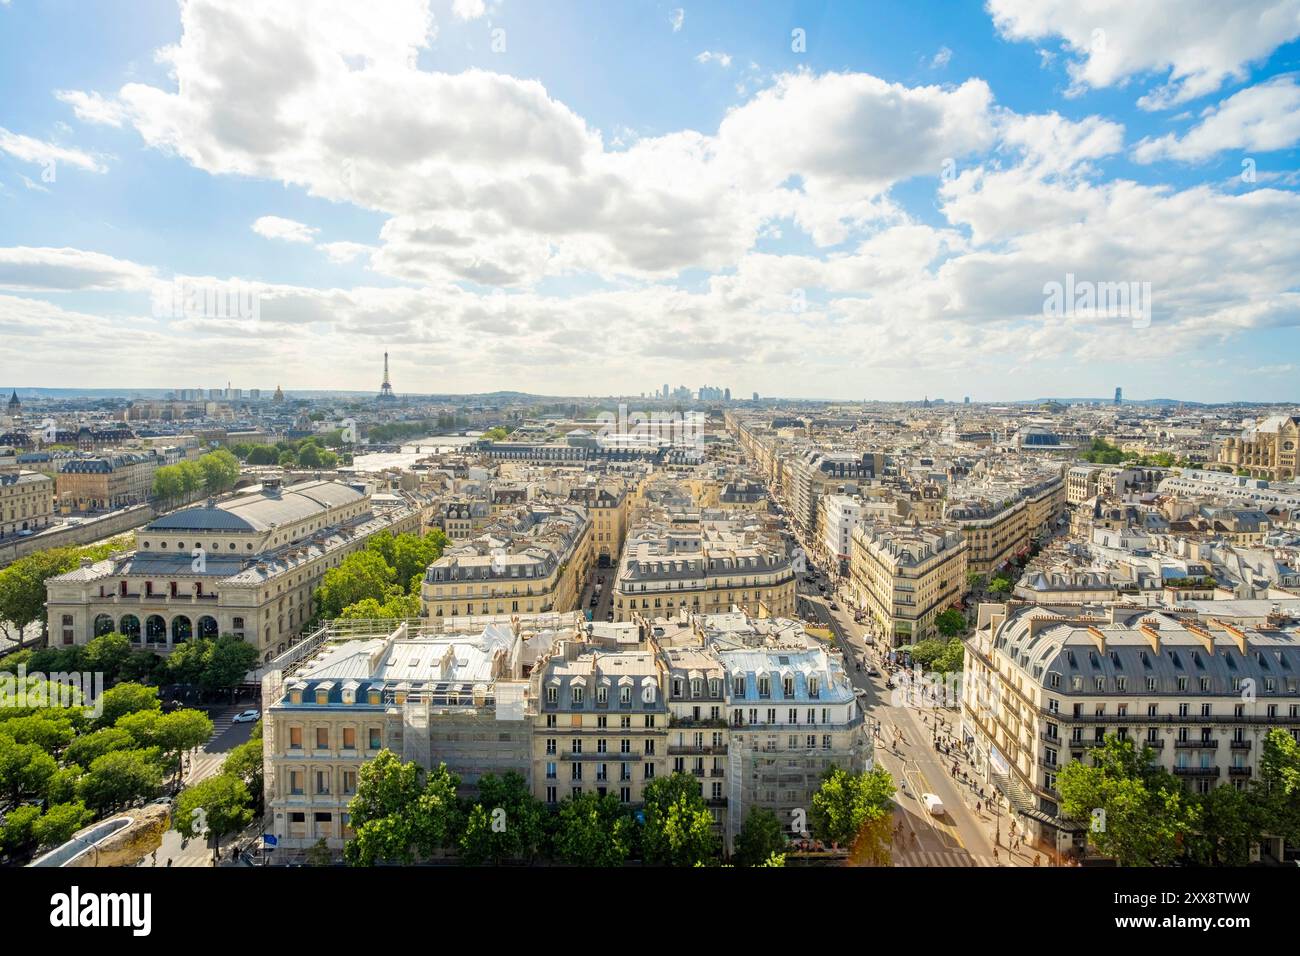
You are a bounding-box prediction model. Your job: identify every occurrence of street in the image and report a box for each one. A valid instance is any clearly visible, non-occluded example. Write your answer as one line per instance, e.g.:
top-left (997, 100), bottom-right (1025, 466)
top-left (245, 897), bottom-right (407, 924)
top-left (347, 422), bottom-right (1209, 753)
top-left (777, 497), bottom-right (1040, 867)
top-left (137, 703), bottom-right (257, 868)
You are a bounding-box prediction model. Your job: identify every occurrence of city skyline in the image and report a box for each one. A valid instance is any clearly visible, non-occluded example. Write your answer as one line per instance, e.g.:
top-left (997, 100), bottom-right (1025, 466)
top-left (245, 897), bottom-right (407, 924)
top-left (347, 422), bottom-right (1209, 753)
top-left (1, 1), bottom-right (1298, 400)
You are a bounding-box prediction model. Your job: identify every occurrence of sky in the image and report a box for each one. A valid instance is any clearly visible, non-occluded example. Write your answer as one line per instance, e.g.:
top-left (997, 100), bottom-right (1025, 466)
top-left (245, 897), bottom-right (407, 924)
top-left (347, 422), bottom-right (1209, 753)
top-left (0, 0), bottom-right (1298, 402)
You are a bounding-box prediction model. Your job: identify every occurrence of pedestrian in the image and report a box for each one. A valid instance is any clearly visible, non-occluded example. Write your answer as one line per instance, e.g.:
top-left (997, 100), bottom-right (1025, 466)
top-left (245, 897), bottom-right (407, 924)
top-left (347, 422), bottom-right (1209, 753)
top-left (993, 847), bottom-right (999, 864)
top-left (166, 858), bottom-right (172, 867)
top-left (1033, 855), bottom-right (1040, 867)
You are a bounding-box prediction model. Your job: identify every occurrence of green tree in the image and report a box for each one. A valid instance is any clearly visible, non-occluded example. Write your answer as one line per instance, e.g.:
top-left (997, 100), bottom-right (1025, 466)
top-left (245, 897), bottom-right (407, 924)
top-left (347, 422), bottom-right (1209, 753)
top-left (93, 682), bottom-right (161, 729)
top-left (298, 443), bottom-right (326, 468)
top-left (45, 765), bottom-right (84, 805)
top-left (758, 851), bottom-right (786, 867)
top-left (1257, 728), bottom-right (1300, 846)
top-left (457, 771), bottom-right (546, 865)
top-left (151, 465), bottom-right (185, 503)
top-left (198, 449), bottom-right (241, 494)
top-left (82, 632), bottom-right (134, 684)
top-left (0, 734), bottom-right (58, 804)
top-left (907, 639), bottom-right (946, 670)
top-left (0, 804), bottom-right (40, 855)
top-left (641, 772), bottom-right (718, 866)
top-left (78, 749), bottom-right (164, 815)
top-left (337, 593), bottom-right (421, 621)
top-left (733, 806), bottom-right (786, 866)
top-left (935, 609), bottom-right (966, 638)
top-left (553, 792), bottom-right (632, 867)
top-left (317, 550), bottom-right (399, 618)
top-left (247, 445), bottom-right (279, 465)
top-left (0, 547), bottom-right (82, 646)
top-left (344, 751), bottom-right (462, 866)
top-left (1186, 783), bottom-right (1261, 866)
top-left (222, 736), bottom-right (264, 810)
top-left (810, 766), bottom-right (895, 848)
top-left (1056, 735), bottom-right (1199, 866)
top-left (64, 727), bottom-right (135, 769)
top-left (988, 576), bottom-right (1012, 594)
top-left (934, 638), bottom-right (966, 674)
top-left (482, 426), bottom-right (509, 441)
top-left (0, 712), bottom-right (77, 753)
top-left (199, 637), bottom-right (259, 691)
top-left (174, 772), bottom-right (255, 857)
top-left (32, 801), bottom-right (94, 849)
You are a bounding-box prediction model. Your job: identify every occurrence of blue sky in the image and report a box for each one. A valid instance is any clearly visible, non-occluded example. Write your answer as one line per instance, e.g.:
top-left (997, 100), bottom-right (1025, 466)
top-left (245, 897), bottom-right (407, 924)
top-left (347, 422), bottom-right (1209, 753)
top-left (1, 0), bottom-right (1298, 401)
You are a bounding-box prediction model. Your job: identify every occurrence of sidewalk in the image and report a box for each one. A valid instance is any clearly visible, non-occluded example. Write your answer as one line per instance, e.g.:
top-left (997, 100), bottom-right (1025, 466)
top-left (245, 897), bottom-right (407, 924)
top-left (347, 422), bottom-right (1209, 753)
top-left (911, 710), bottom-right (1046, 867)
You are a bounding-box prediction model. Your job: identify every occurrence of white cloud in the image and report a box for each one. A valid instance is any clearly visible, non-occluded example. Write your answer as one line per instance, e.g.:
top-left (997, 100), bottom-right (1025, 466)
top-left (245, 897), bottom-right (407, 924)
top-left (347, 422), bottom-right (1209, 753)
top-left (316, 240), bottom-right (374, 264)
top-left (670, 8), bottom-right (684, 32)
top-left (930, 46), bottom-right (952, 69)
top-left (64, 1), bottom-right (1003, 286)
top-left (17, 0), bottom-right (1298, 399)
top-left (1133, 76), bottom-right (1300, 162)
top-left (988, 0), bottom-right (1300, 109)
top-left (0, 247), bottom-right (155, 291)
top-left (696, 50), bottom-right (733, 68)
top-left (452, 0), bottom-right (486, 21)
top-left (0, 127), bottom-right (105, 173)
top-left (55, 90), bottom-right (127, 127)
top-left (252, 215), bottom-right (319, 244)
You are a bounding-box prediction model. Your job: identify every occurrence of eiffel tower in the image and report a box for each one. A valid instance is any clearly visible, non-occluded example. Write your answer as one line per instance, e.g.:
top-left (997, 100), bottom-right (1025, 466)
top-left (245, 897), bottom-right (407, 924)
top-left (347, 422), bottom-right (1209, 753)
top-left (377, 352), bottom-right (397, 403)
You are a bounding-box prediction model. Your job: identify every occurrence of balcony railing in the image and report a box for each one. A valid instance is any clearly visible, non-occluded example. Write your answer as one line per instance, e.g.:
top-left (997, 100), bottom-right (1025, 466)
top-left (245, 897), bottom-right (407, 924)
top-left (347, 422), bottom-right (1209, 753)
top-left (667, 745), bottom-right (728, 756)
top-left (1174, 739), bottom-right (1219, 749)
top-left (1171, 766), bottom-right (1220, 777)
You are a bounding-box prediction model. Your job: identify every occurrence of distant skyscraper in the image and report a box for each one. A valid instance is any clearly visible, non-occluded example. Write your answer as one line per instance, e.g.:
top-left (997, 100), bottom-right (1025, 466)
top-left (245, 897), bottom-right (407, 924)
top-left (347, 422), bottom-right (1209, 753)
top-left (964, 396), bottom-right (970, 404)
top-left (1114, 387), bottom-right (1122, 405)
top-left (662, 384), bottom-right (669, 399)
top-left (724, 388), bottom-right (731, 402)
top-left (752, 392), bottom-right (759, 402)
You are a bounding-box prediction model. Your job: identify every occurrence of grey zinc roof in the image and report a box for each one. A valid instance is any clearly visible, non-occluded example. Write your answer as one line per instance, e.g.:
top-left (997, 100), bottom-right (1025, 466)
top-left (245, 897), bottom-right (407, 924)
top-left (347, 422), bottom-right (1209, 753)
top-left (993, 607), bottom-right (1300, 695)
top-left (147, 480), bottom-right (364, 533)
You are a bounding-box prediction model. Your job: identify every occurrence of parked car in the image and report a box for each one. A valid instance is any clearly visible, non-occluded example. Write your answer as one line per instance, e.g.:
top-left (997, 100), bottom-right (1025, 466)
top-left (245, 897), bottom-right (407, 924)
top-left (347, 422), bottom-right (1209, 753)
top-left (922, 793), bottom-right (945, 816)
top-left (590, 595), bottom-right (599, 606)
top-left (866, 666), bottom-right (880, 677)
top-left (829, 602), bottom-right (839, 610)
top-left (232, 709), bottom-right (260, 723)
top-left (605, 610), bottom-right (615, 621)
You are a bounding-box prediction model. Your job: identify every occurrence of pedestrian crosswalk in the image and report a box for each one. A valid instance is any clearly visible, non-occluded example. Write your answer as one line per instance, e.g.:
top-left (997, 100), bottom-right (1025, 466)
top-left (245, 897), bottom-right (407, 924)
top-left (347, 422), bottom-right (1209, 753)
top-left (181, 710), bottom-right (239, 784)
top-left (893, 849), bottom-right (999, 867)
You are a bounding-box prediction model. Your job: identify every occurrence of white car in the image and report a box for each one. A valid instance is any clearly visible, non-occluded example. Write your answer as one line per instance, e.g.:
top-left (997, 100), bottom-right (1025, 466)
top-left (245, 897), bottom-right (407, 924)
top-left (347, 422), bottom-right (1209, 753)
top-left (922, 793), bottom-right (945, 816)
top-left (232, 709), bottom-right (260, 723)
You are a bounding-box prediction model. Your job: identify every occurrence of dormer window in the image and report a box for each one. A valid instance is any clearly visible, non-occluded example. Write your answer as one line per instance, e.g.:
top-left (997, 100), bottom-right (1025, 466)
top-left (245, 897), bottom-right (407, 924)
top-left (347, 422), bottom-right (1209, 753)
top-left (315, 688), bottom-right (329, 705)
top-left (758, 676), bottom-right (770, 698)
top-left (572, 687), bottom-right (584, 705)
top-left (783, 676), bottom-right (795, 698)
top-left (546, 687), bottom-right (558, 704)
top-left (809, 677), bottom-right (819, 698)
top-left (596, 687), bottom-right (607, 705)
